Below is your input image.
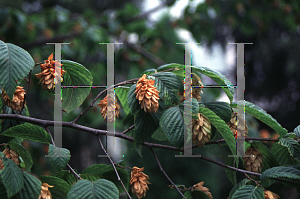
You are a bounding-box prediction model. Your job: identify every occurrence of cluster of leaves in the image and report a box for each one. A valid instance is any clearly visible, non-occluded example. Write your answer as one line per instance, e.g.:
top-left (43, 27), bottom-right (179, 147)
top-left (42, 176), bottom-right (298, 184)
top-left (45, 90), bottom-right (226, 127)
top-left (1, 39), bottom-right (300, 198)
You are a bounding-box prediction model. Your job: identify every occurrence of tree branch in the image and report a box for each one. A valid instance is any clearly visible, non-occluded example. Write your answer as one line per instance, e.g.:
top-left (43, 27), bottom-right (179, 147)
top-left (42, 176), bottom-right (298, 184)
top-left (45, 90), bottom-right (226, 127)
top-left (149, 148), bottom-right (186, 199)
top-left (97, 136), bottom-right (132, 199)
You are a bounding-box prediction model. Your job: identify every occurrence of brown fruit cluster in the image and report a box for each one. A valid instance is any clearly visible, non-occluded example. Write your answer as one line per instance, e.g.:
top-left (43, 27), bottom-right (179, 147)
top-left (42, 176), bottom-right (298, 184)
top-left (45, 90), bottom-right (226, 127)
top-left (179, 73), bottom-right (203, 103)
top-left (35, 53), bottom-right (66, 90)
top-left (135, 74), bottom-right (160, 113)
top-left (264, 190), bottom-right (280, 199)
top-left (38, 183), bottom-right (54, 199)
top-left (192, 113), bottom-right (212, 148)
top-left (1, 86), bottom-right (26, 112)
top-left (0, 148), bottom-right (20, 170)
top-left (243, 147), bottom-right (264, 173)
top-left (192, 181), bottom-right (213, 199)
top-left (97, 95), bottom-right (121, 123)
top-left (130, 166), bottom-right (150, 199)
top-left (227, 112), bottom-right (249, 138)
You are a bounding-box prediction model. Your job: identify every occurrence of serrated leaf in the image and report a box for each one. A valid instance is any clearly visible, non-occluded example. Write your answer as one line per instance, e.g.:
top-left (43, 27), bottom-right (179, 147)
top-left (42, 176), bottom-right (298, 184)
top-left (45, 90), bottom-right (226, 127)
top-left (183, 190), bottom-right (211, 199)
top-left (61, 60), bottom-right (93, 113)
top-left (1, 123), bottom-right (51, 144)
top-left (7, 142), bottom-right (33, 172)
top-left (228, 179), bottom-right (250, 198)
top-left (179, 98), bottom-right (200, 120)
top-left (134, 100), bottom-right (164, 144)
top-left (230, 101), bottom-right (288, 136)
top-left (271, 142), bottom-right (299, 166)
top-left (39, 175), bottom-right (70, 199)
top-left (202, 101), bottom-right (232, 123)
top-left (294, 125), bottom-right (300, 137)
top-left (0, 40), bottom-right (34, 99)
top-left (278, 138), bottom-right (300, 161)
top-left (231, 185), bottom-right (264, 199)
top-left (48, 144), bottom-right (70, 171)
top-left (156, 63), bottom-right (186, 80)
top-left (151, 127), bottom-right (168, 141)
top-left (225, 157), bottom-right (238, 186)
top-left (80, 164), bottom-right (129, 193)
top-left (199, 107), bottom-right (236, 158)
top-left (115, 86), bottom-right (131, 115)
top-left (54, 170), bottom-right (77, 186)
top-left (1, 157), bottom-right (24, 198)
top-left (127, 84), bottom-right (140, 114)
top-left (149, 72), bottom-right (183, 105)
top-left (140, 68), bottom-right (157, 76)
top-left (12, 171), bottom-right (41, 199)
top-left (260, 166), bottom-right (300, 180)
top-left (67, 179), bottom-right (119, 199)
top-left (159, 106), bottom-right (184, 148)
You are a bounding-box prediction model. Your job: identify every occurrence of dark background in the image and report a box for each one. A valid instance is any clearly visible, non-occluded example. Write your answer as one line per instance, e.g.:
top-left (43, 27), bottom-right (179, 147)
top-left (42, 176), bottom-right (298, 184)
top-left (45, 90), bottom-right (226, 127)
top-left (0, 0), bottom-right (299, 198)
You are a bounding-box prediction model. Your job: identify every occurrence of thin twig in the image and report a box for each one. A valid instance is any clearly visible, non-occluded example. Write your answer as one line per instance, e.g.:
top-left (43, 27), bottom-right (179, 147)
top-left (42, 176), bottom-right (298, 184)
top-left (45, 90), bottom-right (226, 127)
top-left (97, 136), bottom-right (132, 199)
top-left (114, 164), bottom-right (133, 170)
top-left (72, 78), bottom-right (138, 124)
top-left (44, 126), bottom-right (81, 180)
top-left (18, 70), bottom-right (32, 115)
top-left (122, 125), bottom-right (135, 134)
top-left (35, 62), bottom-right (44, 67)
top-left (245, 173), bottom-right (265, 190)
top-left (149, 148), bottom-right (186, 199)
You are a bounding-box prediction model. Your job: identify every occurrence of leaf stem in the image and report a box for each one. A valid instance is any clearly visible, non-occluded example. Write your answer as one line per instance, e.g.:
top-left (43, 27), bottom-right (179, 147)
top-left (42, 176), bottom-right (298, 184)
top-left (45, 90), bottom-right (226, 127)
top-left (18, 70), bottom-right (32, 115)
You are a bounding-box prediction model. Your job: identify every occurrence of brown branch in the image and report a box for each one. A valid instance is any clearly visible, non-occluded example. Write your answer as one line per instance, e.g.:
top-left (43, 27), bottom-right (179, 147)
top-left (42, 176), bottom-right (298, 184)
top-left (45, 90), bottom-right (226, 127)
top-left (18, 70), bottom-right (32, 115)
top-left (122, 125), bottom-right (135, 134)
top-left (245, 173), bottom-right (265, 190)
top-left (97, 136), bottom-right (132, 199)
top-left (72, 78), bottom-right (139, 124)
top-left (1, 114), bottom-right (299, 186)
top-left (149, 148), bottom-right (186, 199)
top-left (44, 126), bottom-right (81, 180)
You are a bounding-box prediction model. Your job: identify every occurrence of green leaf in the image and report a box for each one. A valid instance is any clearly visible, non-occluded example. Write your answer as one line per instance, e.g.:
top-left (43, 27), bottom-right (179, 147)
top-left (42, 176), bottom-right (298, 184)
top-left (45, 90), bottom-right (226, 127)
top-left (260, 166), bottom-right (300, 180)
top-left (202, 101), bottom-right (232, 123)
top-left (0, 180), bottom-right (8, 199)
top-left (0, 40), bottom-right (34, 99)
top-left (140, 68), bottom-right (157, 76)
top-left (179, 98), bottom-right (200, 120)
top-left (115, 86), bottom-right (131, 115)
top-left (134, 100), bottom-right (164, 144)
top-left (199, 107), bottom-right (236, 158)
top-left (7, 142), bottom-right (33, 172)
top-left (39, 175), bottom-right (71, 199)
top-left (228, 179), bottom-right (250, 198)
top-left (159, 106), bottom-right (184, 148)
top-left (225, 157), bottom-right (238, 186)
top-left (278, 138), bottom-right (300, 161)
top-left (231, 185), bottom-right (264, 199)
top-left (149, 72), bottom-right (183, 105)
top-left (183, 190), bottom-right (211, 199)
top-left (80, 164), bottom-right (129, 193)
top-left (127, 84), bottom-right (140, 114)
top-left (1, 157), bottom-right (24, 198)
top-left (271, 143), bottom-right (299, 166)
top-left (151, 127), bottom-right (168, 141)
top-left (230, 101), bottom-right (288, 136)
top-left (1, 123), bottom-right (51, 144)
top-left (48, 144), bottom-right (71, 171)
top-left (61, 60), bottom-right (93, 113)
top-left (12, 171), bottom-right (41, 199)
top-left (54, 170), bottom-right (77, 186)
top-left (156, 63), bottom-right (186, 80)
top-left (134, 144), bottom-right (143, 157)
top-left (294, 125), bottom-right (300, 137)
top-left (67, 179), bottom-right (119, 199)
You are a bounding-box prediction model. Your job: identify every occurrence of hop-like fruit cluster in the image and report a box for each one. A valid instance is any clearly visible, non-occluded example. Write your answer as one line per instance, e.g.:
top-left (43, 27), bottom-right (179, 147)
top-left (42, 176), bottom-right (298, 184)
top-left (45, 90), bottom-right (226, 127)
top-left (1, 86), bottom-right (26, 112)
top-left (264, 190), bottom-right (280, 199)
top-left (35, 53), bottom-right (66, 90)
top-left (0, 148), bottom-right (20, 170)
top-left (38, 183), bottom-right (54, 199)
top-left (130, 166), bottom-right (150, 199)
top-left (192, 181), bottom-right (213, 199)
top-left (179, 73), bottom-right (203, 103)
top-left (135, 74), bottom-right (160, 113)
top-left (192, 113), bottom-right (212, 148)
top-left (227, 112), bottom-right (249, 138)
top-left (243, 147), bottom-right (264, 173)
top-left (97, 95), bottom-right (121, 123)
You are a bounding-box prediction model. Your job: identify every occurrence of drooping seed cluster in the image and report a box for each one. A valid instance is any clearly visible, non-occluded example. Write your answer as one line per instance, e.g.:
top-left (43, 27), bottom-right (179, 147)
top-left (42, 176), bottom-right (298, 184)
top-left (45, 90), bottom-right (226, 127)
top-left (130, 166), bottom-right (150, 199)
top-left (97, 95), bottom-right (121, 123)
top-left (1, 86), bottom-right (25, 111)
top-left (192, 113), bottom-right (212, 148)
